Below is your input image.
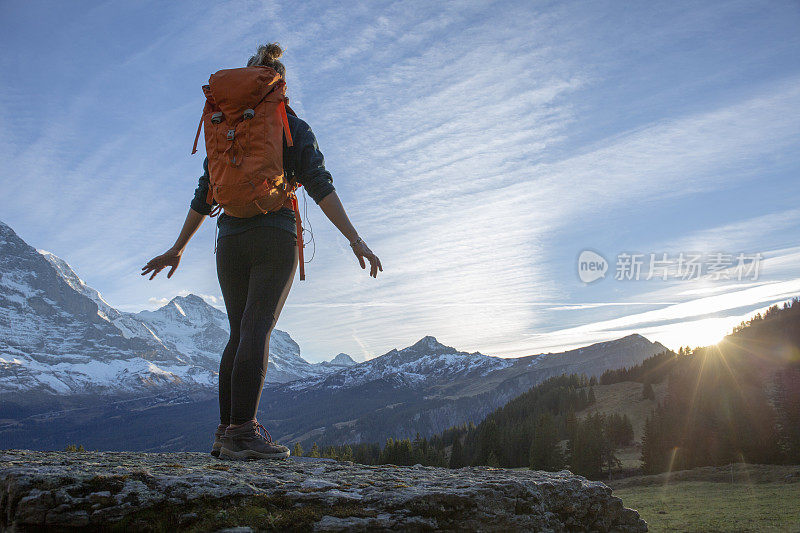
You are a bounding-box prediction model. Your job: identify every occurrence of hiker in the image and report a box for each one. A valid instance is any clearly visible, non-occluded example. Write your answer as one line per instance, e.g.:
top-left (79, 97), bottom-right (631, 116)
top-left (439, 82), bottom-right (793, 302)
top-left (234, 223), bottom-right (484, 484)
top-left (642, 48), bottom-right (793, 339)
top-left (141, 43), bottom-right (382, 460)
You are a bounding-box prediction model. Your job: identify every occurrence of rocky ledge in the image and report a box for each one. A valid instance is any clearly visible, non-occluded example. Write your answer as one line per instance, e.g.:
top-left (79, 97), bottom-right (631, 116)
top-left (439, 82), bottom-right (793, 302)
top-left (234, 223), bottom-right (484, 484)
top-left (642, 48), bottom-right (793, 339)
top-left (0, 449), bottom-right (646, 532)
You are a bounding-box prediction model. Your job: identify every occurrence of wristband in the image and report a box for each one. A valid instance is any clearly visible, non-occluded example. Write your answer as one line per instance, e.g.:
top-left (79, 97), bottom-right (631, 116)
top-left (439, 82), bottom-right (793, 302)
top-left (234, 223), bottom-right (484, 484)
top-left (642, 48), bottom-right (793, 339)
top-left (349, 237), bottom-right (363, 248)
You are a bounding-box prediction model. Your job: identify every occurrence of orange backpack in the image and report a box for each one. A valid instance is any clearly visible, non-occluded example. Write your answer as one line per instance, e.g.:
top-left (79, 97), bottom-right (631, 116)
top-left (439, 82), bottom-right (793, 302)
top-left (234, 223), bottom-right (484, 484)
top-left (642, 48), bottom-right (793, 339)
top-left (191, 65), bottom-right (306, 279)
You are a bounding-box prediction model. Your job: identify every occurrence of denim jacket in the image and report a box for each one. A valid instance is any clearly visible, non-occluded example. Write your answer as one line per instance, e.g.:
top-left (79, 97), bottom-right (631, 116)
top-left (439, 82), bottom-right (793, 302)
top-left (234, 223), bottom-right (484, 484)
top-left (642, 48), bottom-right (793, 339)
top-left (190, 113), bottom-right (335, 239)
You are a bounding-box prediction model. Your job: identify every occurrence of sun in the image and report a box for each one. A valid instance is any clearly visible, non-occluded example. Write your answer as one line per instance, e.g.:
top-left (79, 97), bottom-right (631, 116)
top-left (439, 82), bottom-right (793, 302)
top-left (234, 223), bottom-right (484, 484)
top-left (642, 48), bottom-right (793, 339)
top-left (677, 320), bottom-right (728, 347)
top-left (654, 316), bottom-right (735, 350)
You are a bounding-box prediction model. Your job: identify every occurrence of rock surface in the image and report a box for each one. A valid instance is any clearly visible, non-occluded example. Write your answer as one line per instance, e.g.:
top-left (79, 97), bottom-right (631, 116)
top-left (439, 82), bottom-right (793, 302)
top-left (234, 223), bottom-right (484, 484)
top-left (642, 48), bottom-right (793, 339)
top-left (0, 449), bottom-right (646, 532)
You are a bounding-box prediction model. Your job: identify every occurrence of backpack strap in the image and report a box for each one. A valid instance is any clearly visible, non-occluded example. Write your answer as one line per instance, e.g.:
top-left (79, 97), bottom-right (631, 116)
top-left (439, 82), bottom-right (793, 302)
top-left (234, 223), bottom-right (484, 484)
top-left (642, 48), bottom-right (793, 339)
top-left (191, 108), bottom-right (205, 155)
top-left (282, 105), bottom-right (305, 280)
top-left (279, 100), bottom-right (293, 147)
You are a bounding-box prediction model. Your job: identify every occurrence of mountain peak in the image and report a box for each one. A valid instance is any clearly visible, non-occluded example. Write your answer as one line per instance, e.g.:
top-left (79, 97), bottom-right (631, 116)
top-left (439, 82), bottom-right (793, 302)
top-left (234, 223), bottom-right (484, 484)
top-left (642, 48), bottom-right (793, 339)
top-left (410, 335), bottom-right (443, 350)
top-left (414, 335), bottom-right (438, 347)
top-left (172, 294), bottom-right (207, 305)
top-left (401, 335), bottom-right (458, 356)
top-left (166, 294), bottom-right (212, 311)
top-left (331, 352), bottom-right (356, 366)
top-left (0, 219), bottom-right (28, 250)
top-left (621, 333), bottom-right (646, 341)
top-left (608, 333), bottom-right (666, 350)
top-left (144, 293), bottom-right (224, 323)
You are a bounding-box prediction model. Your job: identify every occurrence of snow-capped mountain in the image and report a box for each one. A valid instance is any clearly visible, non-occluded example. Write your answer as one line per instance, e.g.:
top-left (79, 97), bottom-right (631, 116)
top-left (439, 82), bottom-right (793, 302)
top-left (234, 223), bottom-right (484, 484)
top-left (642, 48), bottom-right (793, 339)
top-left (1, 218), bottom-right (669, 451)
top-left (310, 352), bottom-right (357, 374)
top-left (0, 220), bottom-right (336, 396)
top-left (38, 250), bottom-right (151, 340)
top-left (289, 336), bottom-right (512, 391)
top-left (260, 333), bottom-right (667, 447)
top-left (330, 353), bottom-right (357, 366)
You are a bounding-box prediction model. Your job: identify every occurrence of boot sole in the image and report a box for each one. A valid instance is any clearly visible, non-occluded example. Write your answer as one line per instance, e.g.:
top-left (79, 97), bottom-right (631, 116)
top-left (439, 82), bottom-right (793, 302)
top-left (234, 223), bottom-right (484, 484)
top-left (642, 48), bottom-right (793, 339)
top-left (219, 447), bottom-right (290, 460)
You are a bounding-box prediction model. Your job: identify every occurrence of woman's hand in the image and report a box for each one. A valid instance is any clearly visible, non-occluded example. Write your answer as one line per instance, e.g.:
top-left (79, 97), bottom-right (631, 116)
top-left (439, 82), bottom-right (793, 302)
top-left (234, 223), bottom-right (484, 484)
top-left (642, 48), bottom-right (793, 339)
top-left (141, 208), bottom-right (205, 280)
top-left (317, 192), bottom-right (383, 279)
top-left (141, 247), bottom-right (182, 280)
top-left (351, 239), bottom-right (383, 278)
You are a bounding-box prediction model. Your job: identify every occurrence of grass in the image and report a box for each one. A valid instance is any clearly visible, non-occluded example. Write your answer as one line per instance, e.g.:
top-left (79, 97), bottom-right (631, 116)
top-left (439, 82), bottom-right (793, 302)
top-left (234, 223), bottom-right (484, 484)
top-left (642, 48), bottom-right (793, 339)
top-left (609, 464), bottom-right (800, 532)
top-left (576, 381), bottom-right (667, 442)
top-left (615, 482), bottom-right (800, 532)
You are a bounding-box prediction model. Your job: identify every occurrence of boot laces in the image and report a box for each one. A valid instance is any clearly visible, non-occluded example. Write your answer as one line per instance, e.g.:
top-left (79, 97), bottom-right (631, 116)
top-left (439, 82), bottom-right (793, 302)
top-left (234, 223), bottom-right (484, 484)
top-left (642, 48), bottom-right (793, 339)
top-left (254, 421), bottom-right (273, 443)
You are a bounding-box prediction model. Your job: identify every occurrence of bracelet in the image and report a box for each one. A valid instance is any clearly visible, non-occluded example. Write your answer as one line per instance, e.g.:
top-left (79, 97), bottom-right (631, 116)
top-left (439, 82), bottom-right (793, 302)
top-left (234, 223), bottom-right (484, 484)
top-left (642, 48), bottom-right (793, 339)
top-left (349, 237), bottom-right (363, 248)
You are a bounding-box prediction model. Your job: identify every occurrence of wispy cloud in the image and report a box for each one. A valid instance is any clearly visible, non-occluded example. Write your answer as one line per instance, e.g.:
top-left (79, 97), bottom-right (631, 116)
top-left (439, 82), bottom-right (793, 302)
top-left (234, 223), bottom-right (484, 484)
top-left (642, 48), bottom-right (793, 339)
top-left (1, 1), bottom-right (798, 362)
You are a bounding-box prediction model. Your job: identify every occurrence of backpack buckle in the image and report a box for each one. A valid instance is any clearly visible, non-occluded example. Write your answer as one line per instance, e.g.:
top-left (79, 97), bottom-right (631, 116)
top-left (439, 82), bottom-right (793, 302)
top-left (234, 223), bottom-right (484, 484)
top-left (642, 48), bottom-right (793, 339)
top-left (227, 129), bottom-right (235, 141)
top-left (243, 109), bottom-right (255, 120)
top-left (211, 112), bottom-right (223, 124)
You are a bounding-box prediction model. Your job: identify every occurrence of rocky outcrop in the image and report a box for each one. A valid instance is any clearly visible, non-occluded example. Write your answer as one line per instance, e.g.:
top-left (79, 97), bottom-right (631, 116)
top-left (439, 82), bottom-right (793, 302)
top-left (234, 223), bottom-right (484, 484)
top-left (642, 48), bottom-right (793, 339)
top-left (0, 449), bottom-right (646, 532)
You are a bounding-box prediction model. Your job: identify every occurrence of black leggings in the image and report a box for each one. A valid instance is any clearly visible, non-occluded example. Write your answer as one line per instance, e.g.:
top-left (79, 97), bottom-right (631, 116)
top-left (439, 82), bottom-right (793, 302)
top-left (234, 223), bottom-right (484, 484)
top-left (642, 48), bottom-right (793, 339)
top-left (216, 226), bottom-right (298, 425)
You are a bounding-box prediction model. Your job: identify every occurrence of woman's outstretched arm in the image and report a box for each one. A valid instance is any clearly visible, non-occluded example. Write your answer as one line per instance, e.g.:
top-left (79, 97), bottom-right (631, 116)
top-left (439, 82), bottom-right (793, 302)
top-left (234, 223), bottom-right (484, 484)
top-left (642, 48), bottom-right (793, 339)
top-left (141, 208), bottom-right (206, 280)
top-left (318, 191), bottom-right (383, 278)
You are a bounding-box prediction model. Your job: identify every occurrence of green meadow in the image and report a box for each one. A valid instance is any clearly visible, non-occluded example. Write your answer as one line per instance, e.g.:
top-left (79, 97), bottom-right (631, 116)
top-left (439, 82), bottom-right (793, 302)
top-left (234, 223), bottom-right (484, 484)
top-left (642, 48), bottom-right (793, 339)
top-left (609, 465), bottom-right (800, 532)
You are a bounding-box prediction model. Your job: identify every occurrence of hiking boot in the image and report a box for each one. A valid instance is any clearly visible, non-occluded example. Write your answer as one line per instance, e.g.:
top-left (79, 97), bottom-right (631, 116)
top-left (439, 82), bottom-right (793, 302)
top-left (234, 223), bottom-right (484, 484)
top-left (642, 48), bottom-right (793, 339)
top-left (219, 420), bottom-right (290, 460)
top-left (211, 423), bottom-right (227, 458)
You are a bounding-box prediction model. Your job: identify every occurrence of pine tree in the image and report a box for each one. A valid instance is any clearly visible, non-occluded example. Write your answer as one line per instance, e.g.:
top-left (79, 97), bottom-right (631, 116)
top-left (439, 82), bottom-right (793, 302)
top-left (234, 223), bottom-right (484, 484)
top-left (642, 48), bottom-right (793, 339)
top-left (529, 413), bottom-right (563, 471)
top-left (477, 419), bottom-right (499, 464)
top-left (570, 413), bottom-right (615, 479)
top-left (449, 436), bottom-right (465, 469)
top-left (486, 451), bottom-right (501, 467)
top-left (309, 442), bottom-right (320, 458)
top-left (292, 442), bottom-right (303, 457)
top-left (642, 381), bottom-right (655, 401)
top-left (588, 387), bottom-right (597, 404)
top-left (621, 414), bottom-right (634, 446)
top-left (641, 409), bottom-right (669, 474)
top-left (342, 445), bottom-right (353, 462)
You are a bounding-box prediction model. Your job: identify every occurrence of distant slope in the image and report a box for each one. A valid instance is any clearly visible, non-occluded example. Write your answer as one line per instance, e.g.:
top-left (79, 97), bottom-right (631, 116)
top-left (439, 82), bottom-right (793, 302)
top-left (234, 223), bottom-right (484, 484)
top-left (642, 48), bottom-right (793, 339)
top-left (260, 334), bottom-right (667, 447)
top-left (0, 333), bottom-right (667, 452)
top-left (576, 381), bottom-right (667, 441)
top-left (450, 334), bottom-right (668, 400)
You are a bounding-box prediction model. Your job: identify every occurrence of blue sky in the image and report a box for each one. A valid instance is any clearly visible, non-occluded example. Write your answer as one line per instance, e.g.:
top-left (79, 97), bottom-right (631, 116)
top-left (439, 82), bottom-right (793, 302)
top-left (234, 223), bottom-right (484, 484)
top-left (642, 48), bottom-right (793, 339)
top-left (2, 0), bottom-right (799, 362)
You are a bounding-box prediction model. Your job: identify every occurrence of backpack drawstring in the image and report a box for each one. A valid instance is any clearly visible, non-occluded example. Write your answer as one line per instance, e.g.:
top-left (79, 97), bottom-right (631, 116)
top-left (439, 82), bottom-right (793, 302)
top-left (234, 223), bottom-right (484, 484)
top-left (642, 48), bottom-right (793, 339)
top-left (291, 193), bottom-right (305, 280)
top-left (209, 203), bottom-right (222, 254)
top-left (213, 219), bottom-right (218, 254)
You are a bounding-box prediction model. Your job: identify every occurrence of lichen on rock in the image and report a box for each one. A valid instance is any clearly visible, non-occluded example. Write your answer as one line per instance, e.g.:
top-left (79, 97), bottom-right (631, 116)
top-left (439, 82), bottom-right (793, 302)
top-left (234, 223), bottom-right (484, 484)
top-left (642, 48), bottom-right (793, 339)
top-left (0, 449), bottom-right (646, 531)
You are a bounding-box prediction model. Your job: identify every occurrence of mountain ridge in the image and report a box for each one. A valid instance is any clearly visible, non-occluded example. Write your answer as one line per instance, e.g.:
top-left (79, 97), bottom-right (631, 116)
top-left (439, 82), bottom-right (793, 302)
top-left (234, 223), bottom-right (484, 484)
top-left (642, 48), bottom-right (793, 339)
top-left (1, 218), bottom-right (668, 451)
top-left (0, 220), bottom-right (339, 396)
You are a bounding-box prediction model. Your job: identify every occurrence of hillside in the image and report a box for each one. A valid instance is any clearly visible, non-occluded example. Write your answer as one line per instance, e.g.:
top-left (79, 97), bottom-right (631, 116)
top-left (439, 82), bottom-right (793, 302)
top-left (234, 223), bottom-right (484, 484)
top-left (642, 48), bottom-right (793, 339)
top-left (576, 381), bottom-right (667, 441)
top-left (641, 299), bottom-right (800, 473)
top-left (258, 334), bottom-right (666, 447)
top-left (362, 299), bottom-right (800, 480)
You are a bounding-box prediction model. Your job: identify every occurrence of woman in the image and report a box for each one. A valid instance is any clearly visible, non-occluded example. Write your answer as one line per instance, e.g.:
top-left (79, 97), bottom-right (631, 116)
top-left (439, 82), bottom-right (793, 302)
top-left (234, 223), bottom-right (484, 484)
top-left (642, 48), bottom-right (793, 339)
top-left (141, 43), bottom-right (382, 460)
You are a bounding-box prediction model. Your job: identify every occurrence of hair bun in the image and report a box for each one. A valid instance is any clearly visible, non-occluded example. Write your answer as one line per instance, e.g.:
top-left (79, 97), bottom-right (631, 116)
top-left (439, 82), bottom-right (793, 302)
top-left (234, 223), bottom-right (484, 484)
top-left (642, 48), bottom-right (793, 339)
top-left (259, 43), bottom-right (283, 61)
top-left (247, 42), bottom-right (286, 75)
